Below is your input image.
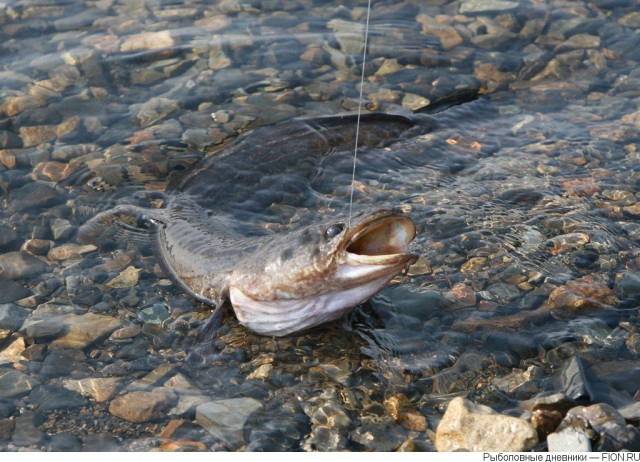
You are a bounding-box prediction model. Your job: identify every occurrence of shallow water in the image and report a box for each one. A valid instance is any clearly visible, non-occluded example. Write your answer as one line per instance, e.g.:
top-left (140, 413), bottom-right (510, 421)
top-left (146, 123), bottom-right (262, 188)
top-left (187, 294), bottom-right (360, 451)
top-left (1, 0), bottom-right (640, 452)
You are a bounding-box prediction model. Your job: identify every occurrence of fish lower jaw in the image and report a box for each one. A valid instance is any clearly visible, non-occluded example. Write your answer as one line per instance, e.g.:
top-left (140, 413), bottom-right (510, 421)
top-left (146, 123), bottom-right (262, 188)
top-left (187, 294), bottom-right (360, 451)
top-left (229, 274), bottom-right (397, 337)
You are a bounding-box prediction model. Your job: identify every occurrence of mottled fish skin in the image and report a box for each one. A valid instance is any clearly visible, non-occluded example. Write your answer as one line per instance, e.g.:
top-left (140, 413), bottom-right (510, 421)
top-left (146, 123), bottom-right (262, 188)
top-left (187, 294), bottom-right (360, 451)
top-left (153, 113), bottom-right (429, 336)
top-left (81, 113), bottom-right (435, 336)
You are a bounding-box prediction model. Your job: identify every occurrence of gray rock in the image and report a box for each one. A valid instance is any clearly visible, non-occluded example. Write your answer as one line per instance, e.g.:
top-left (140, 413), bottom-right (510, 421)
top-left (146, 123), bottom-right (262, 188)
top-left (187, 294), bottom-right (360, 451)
top-left (50, 218), bottom-right (74, 241)
top-left (435, 397), bottom-right (539, 452)
top-left (0, 369), bottom-right (40, 399)
top-left (0, 251), bottom-right (49, 280)
top-left (0, 303), bottom-right (30, 330)
top-left (12, 413), bottom-right (47, 447)
top-left (196, 398), bottom-right (264, 449)
top-left (28, 385), bottom-right (86, 411)
top-left (0, 225), bottom-right (17, 248)
top-left (138, 304), bottom-right (170, 324)
top-left (0, 276), bottom-right (30, 304)
top-left (0, 130), bottom-right (23, 149)
top-left (6, 182), bottom-right (64, 213)
top-left (547, 428), bottom-right (591, 452)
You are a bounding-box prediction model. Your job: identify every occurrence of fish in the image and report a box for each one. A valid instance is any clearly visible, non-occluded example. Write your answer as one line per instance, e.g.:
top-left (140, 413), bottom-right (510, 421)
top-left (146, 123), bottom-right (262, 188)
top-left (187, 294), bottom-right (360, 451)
top-left (79, 110), bottom-right (449, 336)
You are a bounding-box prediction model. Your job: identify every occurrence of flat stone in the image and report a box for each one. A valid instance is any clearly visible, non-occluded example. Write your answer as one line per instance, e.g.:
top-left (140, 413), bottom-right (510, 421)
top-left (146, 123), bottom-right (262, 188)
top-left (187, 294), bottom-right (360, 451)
top-left (11, 413), bottom-right (46, 447)
top-left (459, 0), bottom-right (519, 13)
top-left (0, 369), bottom-right (40, 399)
top-left (0, 251), bottom-right (49, 280)
top-left (38, 348), bottom-right (87, 380)
top-left (0, 226), bottom-right (17, 247)
top-left (196, 398), bottom-right (264, 449)
top-left (6, 182), bottom-right (64, 213)
top-left (109, 388), bottom-right (176, 423)
top-left (62, 377), bottom-right (124, 402)
top-left (28, 385), bottom-right (86, 411)
top-left (547, 428), bottom-right (591, 452)
top-left (435, 397), bottom-right (538, 452)
top-left (120, 30), bottom-right (175, 52)
top-left (106, 266), bottom-right (140, 289)
top-left (49, 312), bottom-right (122, 349)
top-left (47, 244), bottom-right (96, 261)
top-left (0, 303), bottom-right (30, 330)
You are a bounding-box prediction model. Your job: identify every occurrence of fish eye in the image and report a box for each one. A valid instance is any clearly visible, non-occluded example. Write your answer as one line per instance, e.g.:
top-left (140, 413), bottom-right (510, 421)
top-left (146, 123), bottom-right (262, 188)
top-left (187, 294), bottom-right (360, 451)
top-left (325, 223), bottom-right (345, 240)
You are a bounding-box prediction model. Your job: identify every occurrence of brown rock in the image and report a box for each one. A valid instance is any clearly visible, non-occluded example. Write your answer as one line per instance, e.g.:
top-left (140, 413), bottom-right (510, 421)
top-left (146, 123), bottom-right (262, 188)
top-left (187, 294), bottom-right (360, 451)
top-left (49, 312), bottom-right (122, 349)
top-left (19, 125), bottom-right (58, 147)
top-left (47, 244), bottom-right (96, 261)
top-left (418, 19), bottom-right (463, 50)
top-left (106, 266), bottom-right (140, 289)
top-left (384, 393), bottom-right (428, 431)
top-left (109, 388), bottom-right (176, 423)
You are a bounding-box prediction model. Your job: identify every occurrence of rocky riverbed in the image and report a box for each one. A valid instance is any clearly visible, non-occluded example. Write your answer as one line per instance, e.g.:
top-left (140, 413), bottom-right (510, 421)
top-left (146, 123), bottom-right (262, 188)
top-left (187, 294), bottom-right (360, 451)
top-left (1, 0), bottom-right (640, 452)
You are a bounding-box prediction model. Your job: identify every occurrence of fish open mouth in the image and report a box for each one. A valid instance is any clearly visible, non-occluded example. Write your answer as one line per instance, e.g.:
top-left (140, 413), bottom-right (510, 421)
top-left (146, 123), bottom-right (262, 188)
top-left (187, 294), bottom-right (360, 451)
top-left (342, 211), bottom-right (418, 266)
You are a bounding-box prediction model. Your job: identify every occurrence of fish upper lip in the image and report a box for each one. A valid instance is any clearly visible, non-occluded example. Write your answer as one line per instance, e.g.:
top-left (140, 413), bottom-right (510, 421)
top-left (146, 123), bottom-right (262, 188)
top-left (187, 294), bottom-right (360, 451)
top-left (340, 211), bottom-right (418, 266)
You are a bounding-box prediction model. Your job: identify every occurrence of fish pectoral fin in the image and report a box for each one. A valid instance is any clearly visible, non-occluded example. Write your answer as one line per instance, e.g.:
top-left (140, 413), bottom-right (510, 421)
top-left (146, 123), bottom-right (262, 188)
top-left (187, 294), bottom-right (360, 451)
top-left (195, 302), bottom-right (228, 344)
top-left (78, 204), bottom-right (162, 248)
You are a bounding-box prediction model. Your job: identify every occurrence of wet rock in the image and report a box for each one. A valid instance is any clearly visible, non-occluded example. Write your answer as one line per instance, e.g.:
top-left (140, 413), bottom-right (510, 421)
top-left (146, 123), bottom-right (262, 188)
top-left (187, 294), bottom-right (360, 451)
top-left (39, 348), bottom-right (87, 380)
top-left (48, 312), bottom-right (122, 349)
top-left (459, 0), bottom-right (519, 13)
top-left (597, 422), bottom-right (640, 452)
top-left (435, 397), bottom-right (538, 452)
top-left (21, 239), bottom-right (53, 256)
top-left (385, 393), bottom-right (427, 431)
top-left (109, 388), bottom-right (176, 423)
top-left (418, 20), bottom-right (463, 50)
top-left (47, 243), bottom-right (96, 261)
top-left (547, 428), bottom-right (591, 452)
top-left (110, 325), bottom-right (142, 341)
top-left (0, 130), bottom-right (23, 149)
top-left (47, 433), bottom-right (82, 451)
top-left (349, 416), bottom-right (407, 451)
top-left (12, 412), bottom-right (47, 448)
top-left (50, 219), bottom-right (75, 241)
top-left (28, 384), bottom-right (86, 411)
top-left (18, 125), bottom-right (58, 147)
top-left (0, 251), bottom-right (49, 280)
top-left (138, 304), bottom-right (169, 324)
top-left (195, 398), bottom-right (264, 450)
top-left (0, 276), bottom-right (31, 304)
top-left (0, 336), bottom-right (26, 365)
top-left (0, 304), bottom-right (30, 330)
top-left (546, 273), bottom-right (618, 316)
top-left (615, 270), bottom-right (640, 302)
top-left (62, 377), bottom-right (124, 403)
top-left (303, 425), bottom-right (347, 451)
top-left (555, 34), bottom-right (601, 53)
top-left (0, 369), bottom-right (40, 399)
top-left (392, 285), bottom-right (445, 320)
top-left (0, 418), bottom-right (14, 440)
top-left (106, 266), bottom-right (140, 289)
top-left (7, 182), bottom-right (64, 213)
top-left (120, 30), bottom-right (175, 52)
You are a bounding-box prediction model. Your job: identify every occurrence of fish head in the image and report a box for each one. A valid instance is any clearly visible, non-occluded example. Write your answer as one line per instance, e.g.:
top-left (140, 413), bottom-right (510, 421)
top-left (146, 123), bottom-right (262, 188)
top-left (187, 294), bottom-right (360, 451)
top-left (229, 209), bottom-right (418, 336)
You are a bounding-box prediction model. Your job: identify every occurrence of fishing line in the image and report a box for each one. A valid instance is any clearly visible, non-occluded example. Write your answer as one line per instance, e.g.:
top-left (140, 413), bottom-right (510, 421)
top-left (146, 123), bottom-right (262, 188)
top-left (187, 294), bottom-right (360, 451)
top-left (347, 0), bottom-right (372, 229)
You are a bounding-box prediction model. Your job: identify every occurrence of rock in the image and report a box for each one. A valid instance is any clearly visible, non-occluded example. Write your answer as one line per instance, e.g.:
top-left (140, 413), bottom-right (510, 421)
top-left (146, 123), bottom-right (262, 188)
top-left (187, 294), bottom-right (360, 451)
top-left (459, 0), bottom-right (519, 13)
top-left (47, 243), bottom-right (96, 261)
top-left (0, 303), bottom-right (30, 330)
top-left (49, 312), bottom-right (122, 349)
top-left (109, 388), bottom-right (176, 423)
top-left (137, 304), bottom-right (169, 324)
top-left (384, 393), bottom-right (427, 431)
top-left (6, 182), bottom-right (64, 213)
top-left (106, 266), bottom-right (140, 289)
top-left (62, 377), bottom-right (124, 402)
top-left (195, 398), bottom-right (264, 449)
top-left (547, 428), bottom-right (592, 452)
top-left (50, 218), bottom-right (75, 241)
top-left (555, 34), bottom-right (601, 53)
top-left (120, 30), bottom-right (175, 52)
top-left (435, 397), bottom-right (539, 452)
top-left (0, 276), bottom-right (31, 304)
top-left (349, 416), bottom-right (407, 451)
top-left (21, 239), bottom-right (53, 256)
top-left (18, 125), bottom-right (58, 147)
top-left (0, 131), bottom-right (23, 149)
top-left (0, 369), bottom-right (40, 399)
top-left (0, 336), bottom-right (26, 365)
top-left (418, 20), bottom-right (463, 50)
top-left (31, 161), bottom-right (75, 182)
top-left (39, 348), bottom-right (87, 380)
top-left (0, 251), bottom-right (49, 280)
top-left (11, 413), bottom-right (47, 447)
top-left (47, 433), bottom-right (82, 451)
top-left (28, 385), bottom-right (86, 411)
top-left (0, 225), bottom-right (17, 247)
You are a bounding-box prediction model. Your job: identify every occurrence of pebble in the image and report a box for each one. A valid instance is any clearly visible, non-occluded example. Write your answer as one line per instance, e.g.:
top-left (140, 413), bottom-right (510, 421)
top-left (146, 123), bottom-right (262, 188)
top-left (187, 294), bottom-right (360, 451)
top-left (28, 385), bottom-right (86, 411)
top-left (109, 388), bottom-right (177, 423)
top-left (195, 398), bottom-right (264, 449)
top-left (435, 397), bottom-right (539, 452)
top-left (0, 277), bottom-right (31, 304)
top-left (459, 0), bottom-right (519, 13)
top-left (0, 336), bottom-right (26, 365)
top-left (106, 266), bottom-right (140, 289)
top-left (47, 244), bottom-right (97, 261)
top-left (11, 413), bottom-right (47, 448)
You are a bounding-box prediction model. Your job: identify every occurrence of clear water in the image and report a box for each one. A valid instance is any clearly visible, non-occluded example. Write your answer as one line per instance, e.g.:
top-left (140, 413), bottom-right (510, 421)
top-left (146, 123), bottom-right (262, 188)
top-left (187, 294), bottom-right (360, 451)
top-left (1, 0), bottom-right (640, 451)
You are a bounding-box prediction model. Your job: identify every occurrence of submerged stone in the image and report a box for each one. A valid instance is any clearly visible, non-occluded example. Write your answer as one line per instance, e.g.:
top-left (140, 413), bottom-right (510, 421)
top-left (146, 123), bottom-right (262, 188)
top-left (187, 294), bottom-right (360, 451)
top-left (195, 398), bottom-right (263, 450)
top-left (435, 397), bottom-right (538, 452)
